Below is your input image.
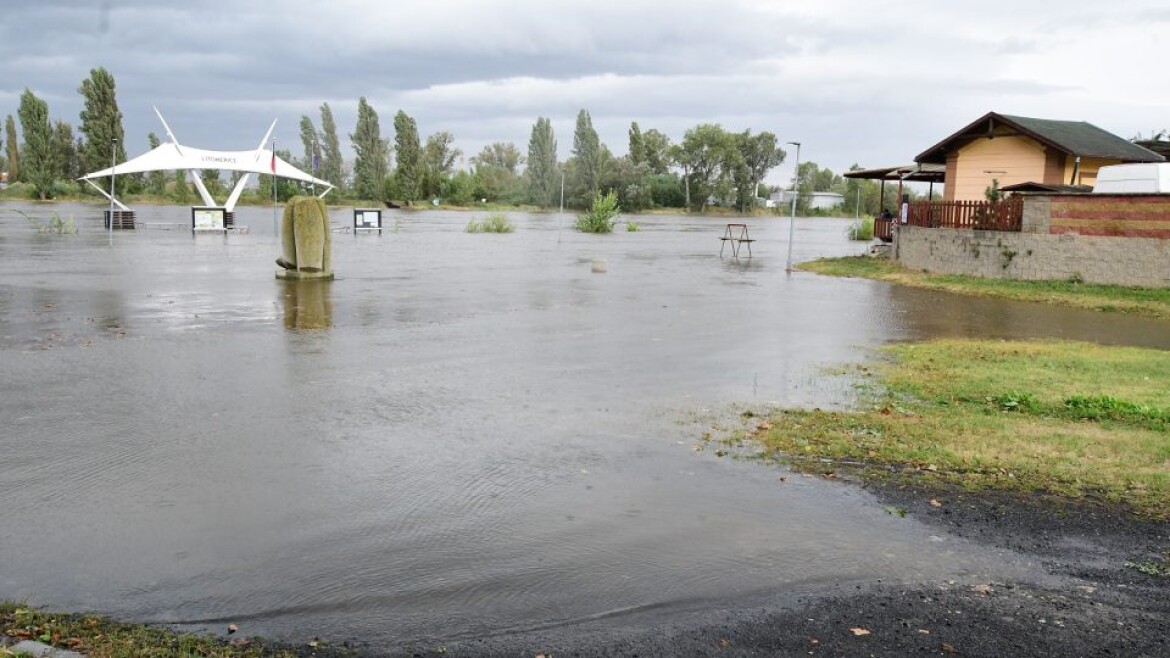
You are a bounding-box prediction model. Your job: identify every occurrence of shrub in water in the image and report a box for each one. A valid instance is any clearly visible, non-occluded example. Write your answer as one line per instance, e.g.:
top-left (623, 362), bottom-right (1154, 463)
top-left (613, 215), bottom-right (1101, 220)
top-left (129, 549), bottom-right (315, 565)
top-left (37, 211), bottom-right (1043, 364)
top-left (466, 213), bottom-right (515, 233)
top-left (575, 191), bottom-right (620, 233)
top-left (626, 221), bottom-right (640, 232)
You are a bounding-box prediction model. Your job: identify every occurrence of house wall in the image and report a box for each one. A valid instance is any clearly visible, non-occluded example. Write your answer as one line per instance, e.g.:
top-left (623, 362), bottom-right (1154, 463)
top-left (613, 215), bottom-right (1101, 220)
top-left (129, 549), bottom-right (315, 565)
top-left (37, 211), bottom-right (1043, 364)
top-left (949, 135), bottom-right (1047, 201)
top-left (894, 194), bottom-right (1170, 287)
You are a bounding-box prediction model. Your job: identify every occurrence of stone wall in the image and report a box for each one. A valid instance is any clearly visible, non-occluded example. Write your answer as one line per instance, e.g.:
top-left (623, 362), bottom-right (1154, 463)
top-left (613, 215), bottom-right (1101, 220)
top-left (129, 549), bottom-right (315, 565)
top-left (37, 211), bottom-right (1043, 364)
top-left (895, 193), bottom-right (1170, 287)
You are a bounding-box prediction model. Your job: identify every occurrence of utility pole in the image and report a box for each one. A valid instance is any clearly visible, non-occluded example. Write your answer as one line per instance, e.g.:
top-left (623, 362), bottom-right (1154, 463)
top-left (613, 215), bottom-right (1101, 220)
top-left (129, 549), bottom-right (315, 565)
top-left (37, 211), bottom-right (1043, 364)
top-left (785, 141), bottom-right (801, 273)
top-left (108, 137), bottom-right (117, 238)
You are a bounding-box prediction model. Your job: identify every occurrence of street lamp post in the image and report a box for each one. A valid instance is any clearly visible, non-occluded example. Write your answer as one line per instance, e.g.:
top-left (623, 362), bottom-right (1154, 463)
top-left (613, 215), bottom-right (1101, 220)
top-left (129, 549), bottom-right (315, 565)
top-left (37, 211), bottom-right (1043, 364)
top-left (785, 141), bottom-right (801, 273)
top-left (108, 138), bottom-right (117, 237)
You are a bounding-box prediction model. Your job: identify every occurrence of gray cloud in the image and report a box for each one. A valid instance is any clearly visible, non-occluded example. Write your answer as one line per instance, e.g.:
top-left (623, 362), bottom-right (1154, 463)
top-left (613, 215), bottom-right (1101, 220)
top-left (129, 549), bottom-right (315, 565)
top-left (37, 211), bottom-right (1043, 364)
top-left (2, 0), bottom-right (1167, 183)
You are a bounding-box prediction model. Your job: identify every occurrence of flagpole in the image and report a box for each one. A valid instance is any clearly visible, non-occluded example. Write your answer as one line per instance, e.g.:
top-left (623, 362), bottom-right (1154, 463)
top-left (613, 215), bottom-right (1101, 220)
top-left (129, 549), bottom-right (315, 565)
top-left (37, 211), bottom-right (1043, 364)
top-left (272, 138), bottom-right (277, 236)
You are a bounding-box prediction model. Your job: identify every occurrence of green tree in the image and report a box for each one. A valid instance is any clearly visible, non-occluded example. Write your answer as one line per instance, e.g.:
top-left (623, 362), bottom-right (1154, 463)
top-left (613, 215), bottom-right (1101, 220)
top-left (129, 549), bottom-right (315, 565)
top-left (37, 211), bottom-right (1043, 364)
top-left (391, 109), bottom-right (421, 202)
top-left (350, 97), bottom-right (389, 201)
top-left (298, 115), bottom-right (319, 173)
top-left (420, 131), bottom-right (461, 200)
top-left (77, 67), bottom-right (126, 194)
top-left (172, 170), bottom-right (190, 202)
top-left (319, 102), bottom-right (344, 189)
top-left (526, 116), bottom-right (558, 207)
top-left (641, 129), bottom-right (672, 175)
top-left (735, 130), bottom-right (785, 211)
top-left (472, 142), bottom-right (524, 174)
top-left (5, 115), bottom-right (19, 182)
top-left (52, 120), bottom-right (80, 182)
top-left (146, 133), bottom-right (167, 195)
top-left (671, 123), bottom-right (735, 211)
top-left (17, 89), bottom-right (57, 199)
top-left (628, 121), bottom-right (645, 166)
top-left (571, 109), bottom-right (602, 201)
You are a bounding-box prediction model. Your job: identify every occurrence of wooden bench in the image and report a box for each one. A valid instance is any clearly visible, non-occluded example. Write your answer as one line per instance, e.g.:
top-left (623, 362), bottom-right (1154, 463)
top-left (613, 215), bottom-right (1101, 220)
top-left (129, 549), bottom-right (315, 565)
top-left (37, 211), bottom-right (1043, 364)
top-left (719, 223), bottom-right (755, 258)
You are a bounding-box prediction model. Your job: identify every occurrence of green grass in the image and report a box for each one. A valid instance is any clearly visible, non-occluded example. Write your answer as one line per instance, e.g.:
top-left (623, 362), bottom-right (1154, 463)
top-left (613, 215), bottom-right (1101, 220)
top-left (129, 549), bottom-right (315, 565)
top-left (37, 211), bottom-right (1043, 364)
top-left (0, 601), bottom-right (332, 657)
top-left (800, 256), bottom-right (1170, 319)
top-left (465, 213), bottom-right (515, 233)
top-left (754, 339), bottom-right (1170, 518)
top-left (846, 217), bottom-right (874, 241)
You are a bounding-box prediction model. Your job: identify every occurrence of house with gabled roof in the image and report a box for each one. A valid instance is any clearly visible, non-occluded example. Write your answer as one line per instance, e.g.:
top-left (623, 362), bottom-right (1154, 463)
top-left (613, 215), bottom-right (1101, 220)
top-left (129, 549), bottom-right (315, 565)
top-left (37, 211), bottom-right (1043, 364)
top-left (915, 111), bottom-right (1163, 201)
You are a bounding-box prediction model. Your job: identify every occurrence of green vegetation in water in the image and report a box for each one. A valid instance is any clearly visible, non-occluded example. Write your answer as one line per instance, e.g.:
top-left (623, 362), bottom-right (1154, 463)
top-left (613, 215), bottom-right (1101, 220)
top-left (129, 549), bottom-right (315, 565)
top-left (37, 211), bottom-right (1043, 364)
top-left (753, 339), bottom-right (1170, 519)
top-left (845, 216), bottom-right (874, 241)
top-left (626, 221), bottom-right (640, 232)
top-left (800, 256), bottom-right (1170, 319)
top-left (465, 213), bottom-right (515, 233)
top-left (0, 601), bottom-right (338, 657)
top-left (575, 191), bottom-right (620, 233)
top-left (16, 210), bottom-right (77, 234)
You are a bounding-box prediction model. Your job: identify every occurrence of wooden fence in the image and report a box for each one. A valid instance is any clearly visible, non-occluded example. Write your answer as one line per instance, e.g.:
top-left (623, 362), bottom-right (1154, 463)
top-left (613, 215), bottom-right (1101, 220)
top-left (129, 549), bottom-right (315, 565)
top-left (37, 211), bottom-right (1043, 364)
top-left (906, 198), bottom-right (1023, 232)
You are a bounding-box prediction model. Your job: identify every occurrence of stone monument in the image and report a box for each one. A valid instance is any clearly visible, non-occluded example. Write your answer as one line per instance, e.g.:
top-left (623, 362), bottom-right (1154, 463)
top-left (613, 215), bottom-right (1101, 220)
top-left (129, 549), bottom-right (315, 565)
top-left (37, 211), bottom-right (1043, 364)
top-left (276, 196), bottom-right (334, 280)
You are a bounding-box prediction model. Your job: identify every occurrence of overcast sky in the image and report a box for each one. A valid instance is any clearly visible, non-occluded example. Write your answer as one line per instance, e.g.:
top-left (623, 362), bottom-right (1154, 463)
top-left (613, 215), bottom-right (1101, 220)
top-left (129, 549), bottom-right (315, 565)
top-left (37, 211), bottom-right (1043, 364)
top-left (3, 0), bottom-right (1167, 186)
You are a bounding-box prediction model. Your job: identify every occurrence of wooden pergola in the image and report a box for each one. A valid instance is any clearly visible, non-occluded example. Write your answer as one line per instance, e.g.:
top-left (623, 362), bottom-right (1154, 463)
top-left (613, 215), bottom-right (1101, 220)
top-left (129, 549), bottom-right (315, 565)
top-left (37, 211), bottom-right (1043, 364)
top-left (843, 164), bottom-right (946, 241)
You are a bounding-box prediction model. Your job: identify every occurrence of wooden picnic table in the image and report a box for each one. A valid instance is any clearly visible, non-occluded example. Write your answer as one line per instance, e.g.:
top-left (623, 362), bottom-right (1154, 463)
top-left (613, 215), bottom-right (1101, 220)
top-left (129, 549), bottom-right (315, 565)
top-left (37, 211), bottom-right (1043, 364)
top-left (719, 223), bottom-right (754, 258)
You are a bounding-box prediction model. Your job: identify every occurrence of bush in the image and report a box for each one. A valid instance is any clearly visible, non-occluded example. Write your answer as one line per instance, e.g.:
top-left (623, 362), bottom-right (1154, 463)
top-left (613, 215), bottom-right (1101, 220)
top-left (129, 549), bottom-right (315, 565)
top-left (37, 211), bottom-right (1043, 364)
top-left (847, 216), bottom-right (874, 241)
top-left (466, 213), bottom-right (514, 233)
top-left (626, 221), bottom-right (640, 232)
top-left (575, 191), bottom-right (620, 233)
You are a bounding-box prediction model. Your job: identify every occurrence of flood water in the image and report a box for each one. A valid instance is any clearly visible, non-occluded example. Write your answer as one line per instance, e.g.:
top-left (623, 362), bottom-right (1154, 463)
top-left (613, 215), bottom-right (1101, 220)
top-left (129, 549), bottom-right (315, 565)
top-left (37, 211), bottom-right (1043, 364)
top-left (2, 203), bottom-right (1168, 649)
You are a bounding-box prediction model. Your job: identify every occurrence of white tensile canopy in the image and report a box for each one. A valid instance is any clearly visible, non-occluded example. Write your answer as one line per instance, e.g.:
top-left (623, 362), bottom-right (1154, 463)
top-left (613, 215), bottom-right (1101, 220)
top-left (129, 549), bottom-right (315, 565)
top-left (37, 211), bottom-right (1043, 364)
top-left (79, 107), bottom-right (334, 212)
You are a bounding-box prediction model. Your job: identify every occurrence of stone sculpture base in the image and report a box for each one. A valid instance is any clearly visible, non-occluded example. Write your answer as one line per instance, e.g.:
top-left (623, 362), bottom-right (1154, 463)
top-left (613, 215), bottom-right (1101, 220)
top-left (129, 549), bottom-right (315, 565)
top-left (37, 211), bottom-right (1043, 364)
top-left (276, 269), bottom-right (335, 281)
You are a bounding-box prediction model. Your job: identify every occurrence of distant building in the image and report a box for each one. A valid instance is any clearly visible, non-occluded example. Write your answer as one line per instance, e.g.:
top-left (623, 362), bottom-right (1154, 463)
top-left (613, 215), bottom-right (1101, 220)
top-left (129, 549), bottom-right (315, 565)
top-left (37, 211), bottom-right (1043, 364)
top-left (769, 190), bottom-right (845, 210)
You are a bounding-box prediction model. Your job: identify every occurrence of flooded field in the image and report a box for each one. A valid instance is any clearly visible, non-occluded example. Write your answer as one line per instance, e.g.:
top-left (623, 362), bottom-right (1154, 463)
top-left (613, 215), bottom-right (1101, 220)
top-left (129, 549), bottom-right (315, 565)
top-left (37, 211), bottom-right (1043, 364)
top-left (2, 202), bottom-right (1167, 649)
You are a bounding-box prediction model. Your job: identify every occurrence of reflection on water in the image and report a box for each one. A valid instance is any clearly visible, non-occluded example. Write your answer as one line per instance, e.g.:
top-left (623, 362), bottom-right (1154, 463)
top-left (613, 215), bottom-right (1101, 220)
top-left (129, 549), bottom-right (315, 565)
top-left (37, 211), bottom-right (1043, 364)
top-left (0, 202), bottom-right (1166, 651)
top-left (281, 280), bottom-right (332, 330)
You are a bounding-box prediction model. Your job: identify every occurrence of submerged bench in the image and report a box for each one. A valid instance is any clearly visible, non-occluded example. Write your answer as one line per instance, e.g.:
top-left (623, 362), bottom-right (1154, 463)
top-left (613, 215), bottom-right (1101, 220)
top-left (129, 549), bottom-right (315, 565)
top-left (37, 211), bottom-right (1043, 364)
top-left (719, 223), bottom-right (755, 258)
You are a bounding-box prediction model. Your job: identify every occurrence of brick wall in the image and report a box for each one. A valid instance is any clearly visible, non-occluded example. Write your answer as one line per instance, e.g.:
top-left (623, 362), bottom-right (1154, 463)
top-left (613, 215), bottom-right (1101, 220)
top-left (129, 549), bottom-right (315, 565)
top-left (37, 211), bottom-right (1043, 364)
top-left (895, 193), bottom-right (1170, 287)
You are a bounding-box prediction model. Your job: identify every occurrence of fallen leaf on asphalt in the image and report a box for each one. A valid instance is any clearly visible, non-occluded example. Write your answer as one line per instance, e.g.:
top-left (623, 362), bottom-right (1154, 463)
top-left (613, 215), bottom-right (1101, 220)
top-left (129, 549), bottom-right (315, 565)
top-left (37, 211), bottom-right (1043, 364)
top-left (972, 583), bottom-right (993, 595)
top-left (849, 627), bottom-right (871, 636)
top-left (227, 624), bottom-right (238, 634)
top-left (917, 629), bottom-right (931, 634)
top-left (308, 639), bottom-right (319, 648)
top-left (942, 642), bottom-right (958, 653)
top-left (719, 637), bottom-right (730, 647)
top-left (808, 637), bottom-right (820, 644)
top-left (929, 499), bottom-right (943, 508)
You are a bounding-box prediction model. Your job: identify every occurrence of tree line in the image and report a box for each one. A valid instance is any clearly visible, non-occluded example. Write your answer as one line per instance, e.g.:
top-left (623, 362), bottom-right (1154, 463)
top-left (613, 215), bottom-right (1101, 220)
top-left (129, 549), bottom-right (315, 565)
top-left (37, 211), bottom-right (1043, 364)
top-left (2, 67), bottom-right (910, 214)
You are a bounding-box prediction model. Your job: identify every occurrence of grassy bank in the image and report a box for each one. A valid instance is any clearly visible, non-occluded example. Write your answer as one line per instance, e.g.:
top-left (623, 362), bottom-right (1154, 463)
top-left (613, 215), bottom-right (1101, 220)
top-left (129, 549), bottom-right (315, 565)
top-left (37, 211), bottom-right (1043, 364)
top-left (800, 256), bottom-right (1170, 320)
top-left (753, 339), bottom-right (1170, 519)
top-left (0, 602), bottom-right (353, 657)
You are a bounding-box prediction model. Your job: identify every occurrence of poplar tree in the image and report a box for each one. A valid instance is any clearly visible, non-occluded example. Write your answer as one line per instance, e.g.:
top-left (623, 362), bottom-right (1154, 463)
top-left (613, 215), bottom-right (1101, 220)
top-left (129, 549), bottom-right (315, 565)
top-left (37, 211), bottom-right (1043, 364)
top-left (53, 120), bottom-right (80, 181)
top-left (319, 102), bottom-right (343, 188)
top-left (628, 121), bottom-right (645, 165)
top-left (350, 97), bottom-right (388, 201)
top-left (7, 115), bottom-right (21, 182)
top-left (17, 89), bottom-right (57, 199)
top-left (298, 115), bottom-right (319, 173)
top-left (526, 117), bottom-right (557, 207)
top-left (77, 67), bottom-right (125, 192)
top-left (571, 109), bottom-right (601, 199)
top-left (392, 109), bottom-right (420, 202)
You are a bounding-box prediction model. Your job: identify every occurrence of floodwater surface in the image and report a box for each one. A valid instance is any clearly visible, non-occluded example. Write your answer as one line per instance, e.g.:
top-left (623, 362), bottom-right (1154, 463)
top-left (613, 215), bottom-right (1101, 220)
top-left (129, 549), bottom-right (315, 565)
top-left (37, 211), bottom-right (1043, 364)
top-left (2, 203), bottom-right (1167, 648)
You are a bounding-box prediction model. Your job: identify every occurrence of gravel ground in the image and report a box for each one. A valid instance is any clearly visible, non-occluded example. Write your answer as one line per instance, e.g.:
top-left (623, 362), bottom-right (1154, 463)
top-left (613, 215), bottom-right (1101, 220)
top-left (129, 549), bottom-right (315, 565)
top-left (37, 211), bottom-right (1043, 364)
top-left (423, 481), bottom-right (1169, 658)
